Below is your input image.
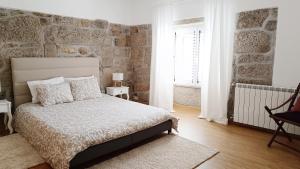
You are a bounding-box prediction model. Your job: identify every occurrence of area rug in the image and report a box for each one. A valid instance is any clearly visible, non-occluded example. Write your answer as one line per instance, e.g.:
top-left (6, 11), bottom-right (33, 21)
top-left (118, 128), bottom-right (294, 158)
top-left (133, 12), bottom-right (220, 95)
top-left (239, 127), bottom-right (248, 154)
top-left (89, 134), bottom-right (218, 169)
top-left (0, 134), bottom-right (218, 169)
top-left (0, 134), bottom-right (44, 169)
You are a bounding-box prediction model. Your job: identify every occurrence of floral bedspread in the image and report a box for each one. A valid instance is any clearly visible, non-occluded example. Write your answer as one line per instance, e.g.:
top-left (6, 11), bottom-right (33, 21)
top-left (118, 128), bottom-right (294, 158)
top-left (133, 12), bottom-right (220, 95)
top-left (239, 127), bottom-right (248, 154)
top-left (14, 94), bottom-right (178, 169)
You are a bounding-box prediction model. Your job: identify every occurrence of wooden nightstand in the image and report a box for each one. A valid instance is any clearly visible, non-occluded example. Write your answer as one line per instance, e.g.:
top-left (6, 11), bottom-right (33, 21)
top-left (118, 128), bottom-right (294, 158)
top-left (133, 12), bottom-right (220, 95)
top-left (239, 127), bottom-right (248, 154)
top-left (0, 100), bottom-right (13, 134)
top-left (106, 86), bottom-right (129, 100)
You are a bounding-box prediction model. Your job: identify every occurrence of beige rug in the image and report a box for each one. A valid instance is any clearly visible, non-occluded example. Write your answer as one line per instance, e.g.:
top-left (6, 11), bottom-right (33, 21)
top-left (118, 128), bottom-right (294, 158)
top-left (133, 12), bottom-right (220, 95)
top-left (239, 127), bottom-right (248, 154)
top-left (0, 134), bottom-right (218, 169)
top-left (0, 134), bottom-right (44, 169)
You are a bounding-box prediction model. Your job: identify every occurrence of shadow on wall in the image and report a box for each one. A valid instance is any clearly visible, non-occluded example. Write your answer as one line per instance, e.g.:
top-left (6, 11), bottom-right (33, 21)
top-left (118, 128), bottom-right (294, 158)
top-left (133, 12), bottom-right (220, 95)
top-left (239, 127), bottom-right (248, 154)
top-left (173, 85), bottom-right (201, 108)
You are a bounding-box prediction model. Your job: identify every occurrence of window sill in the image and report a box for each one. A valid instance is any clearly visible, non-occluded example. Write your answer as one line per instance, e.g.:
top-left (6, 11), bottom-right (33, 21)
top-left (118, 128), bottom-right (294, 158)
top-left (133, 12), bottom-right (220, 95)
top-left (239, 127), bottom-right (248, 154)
top-left (174, 83), bottom-right (201, 89)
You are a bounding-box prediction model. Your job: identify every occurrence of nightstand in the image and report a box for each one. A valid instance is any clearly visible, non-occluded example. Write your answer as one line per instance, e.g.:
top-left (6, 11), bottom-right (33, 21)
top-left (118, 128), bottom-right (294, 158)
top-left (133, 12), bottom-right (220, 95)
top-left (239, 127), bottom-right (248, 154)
top-left (0, 100), bottom-right (13, 134)
top-left (106, 86), bottom-right (129, 100)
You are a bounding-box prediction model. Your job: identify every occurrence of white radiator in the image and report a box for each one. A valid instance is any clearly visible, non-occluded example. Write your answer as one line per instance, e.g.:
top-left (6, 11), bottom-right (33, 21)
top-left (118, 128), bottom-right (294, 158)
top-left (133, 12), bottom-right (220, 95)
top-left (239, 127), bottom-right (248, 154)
top-left (233, 83), bottom-right (300, 135)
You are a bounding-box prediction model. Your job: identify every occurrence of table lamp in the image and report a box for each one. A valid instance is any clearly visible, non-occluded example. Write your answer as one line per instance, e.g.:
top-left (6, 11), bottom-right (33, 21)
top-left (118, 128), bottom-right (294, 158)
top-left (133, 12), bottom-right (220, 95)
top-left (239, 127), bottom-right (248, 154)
top-left (112, 73), bottom-right (123, 87)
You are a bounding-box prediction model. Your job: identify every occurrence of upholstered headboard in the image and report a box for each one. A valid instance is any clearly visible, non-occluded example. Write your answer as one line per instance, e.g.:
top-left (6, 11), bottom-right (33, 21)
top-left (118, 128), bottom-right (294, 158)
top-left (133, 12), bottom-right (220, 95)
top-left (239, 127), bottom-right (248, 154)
top-left (11, 58), bottom-right (100, 108)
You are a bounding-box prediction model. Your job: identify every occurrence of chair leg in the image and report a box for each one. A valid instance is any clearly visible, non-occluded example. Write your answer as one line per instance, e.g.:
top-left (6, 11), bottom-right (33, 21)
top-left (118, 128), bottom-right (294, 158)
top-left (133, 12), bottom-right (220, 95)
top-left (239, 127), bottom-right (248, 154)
top-left (268, 122), bottom-right (283, 147)
top-left (268, 127), bottom-right (280, 147)
top-left (273, 120), bottom-right (292, 142)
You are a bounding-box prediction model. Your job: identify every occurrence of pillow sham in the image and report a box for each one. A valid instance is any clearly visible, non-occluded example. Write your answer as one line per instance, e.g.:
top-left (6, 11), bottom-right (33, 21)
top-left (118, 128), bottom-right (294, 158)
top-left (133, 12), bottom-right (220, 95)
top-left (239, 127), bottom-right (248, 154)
top-left (27, 77), bottom-right (64, 103)
top-left (70, 77), bottom-right (102, 101)
top-left (36, 82), bottom-right (74, 106)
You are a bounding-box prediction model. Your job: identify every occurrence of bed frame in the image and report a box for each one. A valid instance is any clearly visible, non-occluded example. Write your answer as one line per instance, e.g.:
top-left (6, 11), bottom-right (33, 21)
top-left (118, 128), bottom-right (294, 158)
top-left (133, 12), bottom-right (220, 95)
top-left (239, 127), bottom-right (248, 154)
top-left (70, 120), bottom-right (172, 168)
top-left (11, 58), bottom-right (173, 168)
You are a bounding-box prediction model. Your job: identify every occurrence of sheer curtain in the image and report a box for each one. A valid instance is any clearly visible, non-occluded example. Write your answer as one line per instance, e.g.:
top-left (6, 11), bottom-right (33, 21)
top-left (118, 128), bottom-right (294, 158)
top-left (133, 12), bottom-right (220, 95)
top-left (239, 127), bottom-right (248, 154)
top-left (149, 3), bottom-right (174, 112)
top-left (200, 0), bottom-right (235, 124)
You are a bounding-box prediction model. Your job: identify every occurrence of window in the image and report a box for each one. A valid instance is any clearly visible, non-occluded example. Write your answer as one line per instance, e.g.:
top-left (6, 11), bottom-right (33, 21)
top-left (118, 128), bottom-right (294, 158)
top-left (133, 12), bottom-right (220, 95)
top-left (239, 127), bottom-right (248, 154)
top-left (174, 25), bottom-right (202, 87)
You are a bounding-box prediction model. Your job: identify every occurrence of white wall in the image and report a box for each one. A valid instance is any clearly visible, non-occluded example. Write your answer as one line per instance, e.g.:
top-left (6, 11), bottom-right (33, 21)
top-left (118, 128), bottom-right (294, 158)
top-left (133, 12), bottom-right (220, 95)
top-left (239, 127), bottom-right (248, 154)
top-left (132, 0), bottom-right (300, 89)
top-left (130, 0), bottom-right (204, 24)
top-left (0, 0), bottom-right (133, 24)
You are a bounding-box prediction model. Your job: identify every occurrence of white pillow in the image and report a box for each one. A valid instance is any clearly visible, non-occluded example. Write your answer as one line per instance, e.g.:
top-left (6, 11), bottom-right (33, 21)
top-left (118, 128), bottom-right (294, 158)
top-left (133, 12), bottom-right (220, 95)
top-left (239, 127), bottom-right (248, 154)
top-left (70, 77), bottom-right (102, 101)
top-left (27, 77), bottom-right (64, 103)
top-left (64, 75), bottom-right (94, 82)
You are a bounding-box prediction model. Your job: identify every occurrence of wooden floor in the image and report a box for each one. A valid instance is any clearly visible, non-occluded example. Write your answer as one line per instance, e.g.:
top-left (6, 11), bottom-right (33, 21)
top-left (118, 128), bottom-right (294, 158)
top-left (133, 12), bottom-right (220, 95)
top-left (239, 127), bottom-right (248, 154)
top-left (173, 104), bottom-right (300, 169)
top-left (8, 105), bottom-right (300, 169)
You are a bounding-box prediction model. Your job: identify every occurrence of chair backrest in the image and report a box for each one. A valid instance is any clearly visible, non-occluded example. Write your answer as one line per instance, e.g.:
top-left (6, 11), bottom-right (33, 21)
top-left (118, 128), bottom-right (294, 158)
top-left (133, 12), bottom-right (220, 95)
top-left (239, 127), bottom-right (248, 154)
top-left (288, 83), bottom-right (300, 111)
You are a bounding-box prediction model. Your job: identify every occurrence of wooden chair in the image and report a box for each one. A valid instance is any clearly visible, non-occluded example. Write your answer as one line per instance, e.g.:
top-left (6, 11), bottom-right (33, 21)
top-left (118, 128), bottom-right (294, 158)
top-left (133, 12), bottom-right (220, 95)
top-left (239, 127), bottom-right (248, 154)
top-left (264, 83), bottom-right (300, 152)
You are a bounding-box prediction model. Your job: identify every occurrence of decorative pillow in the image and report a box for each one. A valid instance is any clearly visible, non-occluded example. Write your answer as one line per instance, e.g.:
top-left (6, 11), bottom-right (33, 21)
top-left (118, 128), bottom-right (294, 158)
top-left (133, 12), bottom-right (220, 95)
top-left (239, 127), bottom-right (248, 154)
top-left (27, 77), bottom-right (64, 103)
top-left (36, 82), bottom-right (74, 106)
top-left (70, 77), bottom-right (102, 101)
top-left (292, 97), bottom-right (300, 112)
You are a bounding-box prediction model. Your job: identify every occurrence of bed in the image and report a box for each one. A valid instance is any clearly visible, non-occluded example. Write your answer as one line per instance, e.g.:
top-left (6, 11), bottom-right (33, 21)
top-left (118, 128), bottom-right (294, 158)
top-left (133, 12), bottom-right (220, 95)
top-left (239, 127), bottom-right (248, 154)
top-left (11, 58), bottom-right (178, 169)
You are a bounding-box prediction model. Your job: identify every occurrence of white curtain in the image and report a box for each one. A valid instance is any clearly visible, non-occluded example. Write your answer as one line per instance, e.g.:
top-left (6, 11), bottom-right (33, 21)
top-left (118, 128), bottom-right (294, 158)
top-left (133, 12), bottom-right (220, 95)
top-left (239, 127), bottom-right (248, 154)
top-left (200, 0), bottom-right (235, 124)
top-left (149, 3), bottom-right (174, 112)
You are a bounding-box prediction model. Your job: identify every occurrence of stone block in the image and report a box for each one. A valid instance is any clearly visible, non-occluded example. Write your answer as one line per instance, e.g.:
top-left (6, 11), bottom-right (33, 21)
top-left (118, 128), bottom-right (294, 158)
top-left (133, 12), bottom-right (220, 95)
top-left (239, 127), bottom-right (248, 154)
top-left (90, 29), bottom-right (106, 44)
top-left (134, 83), bottom-right (149, 92)
top-left (0, 16), bottom-right (41, 43)
top-left (103, 36), bottom-right (113, 46)
top-left (144, 47), bottom-right (151, 64)
top-left (237, 64), bottom-right (272, 79)
top-left (9, 10), bottom-right (25, 16)
top-left (0, 46), bottom-right (43, 58)
top-left (78, 47), bottom-right (89, 55)
top-left (236, 78), bottom-right (271, 86)
top-left (94, 19), bottom-right (109, 29)
top-left (237, 54), bottom-right (272, 64)
top-left (53, 15), bottom-right (75, 25)
top-left (237, 9), bottom-right (269, 29)
top-left (45, 25), bottom-right (91, 44)
top-left (114, 48), bottom-right (129, 58)
top-left (114, 35), bottom-right (128, 47)
top-left (131, 47), bottom-right (145, 61)
top-left (102, 57), bottom-right (113, 67)
top-left (235, 31), bottom-right (271, 53)
top-left (270, 8), bottom-right (278, 18)
top-left (102, 68), bottom-right (113, 87)
top-left (39, 17), bottom-right (52, 26)
top-left (110, 24), bottom-right (122, 36)
top-left (265, 20), bottom-right (277, 31)
top-left (44, 44), bottom-right (57, 57)
top-left (32, 12), bottom-right (52, 17)
top-left (78, 19), bottom-right (93, 28)
top-left (130, 26), bottom-right (138, 34)
top-left (113, 57), bottom-right (130, 67)
top-left (101, 47), bottom-right (113, 58)
top-left (130, 31), bottom-right (147, 46)
top-left (57, 45), bottom-right (78, 56)
top-left (0, 10), bottom-right (8, 18)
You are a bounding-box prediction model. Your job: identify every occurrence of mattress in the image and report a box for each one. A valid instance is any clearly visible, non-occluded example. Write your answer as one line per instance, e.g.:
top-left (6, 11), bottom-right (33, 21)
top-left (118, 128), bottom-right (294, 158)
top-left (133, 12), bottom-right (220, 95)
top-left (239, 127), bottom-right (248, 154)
top-left (14, 95), bottom-right (178, 169)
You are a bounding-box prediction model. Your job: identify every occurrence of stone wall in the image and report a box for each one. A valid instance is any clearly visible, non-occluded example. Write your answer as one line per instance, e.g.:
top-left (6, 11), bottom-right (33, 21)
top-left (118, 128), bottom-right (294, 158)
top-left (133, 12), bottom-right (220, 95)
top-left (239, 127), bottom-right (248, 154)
top-left (129, 25), bottom-right (152, 104)
top-left (233, 8), bottom-right (278, 85)
top-left (228, 8), bottom-right (278, 121)
top-left (174, 85), bottom-right (201, 107)
top-left (0, 7), bottom-right (152, 105)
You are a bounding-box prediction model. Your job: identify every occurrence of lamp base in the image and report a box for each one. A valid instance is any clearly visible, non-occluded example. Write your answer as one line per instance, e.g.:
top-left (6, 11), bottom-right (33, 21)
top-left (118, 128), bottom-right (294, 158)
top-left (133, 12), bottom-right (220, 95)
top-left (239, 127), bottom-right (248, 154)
top-left (113, 81), bottom-right (122, 87)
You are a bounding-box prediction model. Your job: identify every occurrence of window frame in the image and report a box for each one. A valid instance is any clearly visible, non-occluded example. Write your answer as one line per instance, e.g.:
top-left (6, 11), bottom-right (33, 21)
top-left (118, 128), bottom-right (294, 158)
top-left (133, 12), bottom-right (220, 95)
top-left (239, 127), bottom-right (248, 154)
top-left (173, 23), bottom-right (204, 88)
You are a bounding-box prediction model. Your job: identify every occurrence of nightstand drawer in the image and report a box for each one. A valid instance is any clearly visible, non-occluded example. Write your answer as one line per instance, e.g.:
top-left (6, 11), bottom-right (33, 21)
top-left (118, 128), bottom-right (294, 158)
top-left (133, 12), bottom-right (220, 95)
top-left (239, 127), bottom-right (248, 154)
top-left (106, 87), bottom-right (129, 96)
top-left (0, 104), bottom-right (9, 112)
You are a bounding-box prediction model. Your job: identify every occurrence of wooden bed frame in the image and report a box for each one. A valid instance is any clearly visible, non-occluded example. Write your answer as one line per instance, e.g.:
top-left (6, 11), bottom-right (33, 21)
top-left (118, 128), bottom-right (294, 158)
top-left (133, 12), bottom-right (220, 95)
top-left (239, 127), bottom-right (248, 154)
top-left (10, 58), bottom-right (174, 168)
top-left (70, 120), bottom-right (172, 168)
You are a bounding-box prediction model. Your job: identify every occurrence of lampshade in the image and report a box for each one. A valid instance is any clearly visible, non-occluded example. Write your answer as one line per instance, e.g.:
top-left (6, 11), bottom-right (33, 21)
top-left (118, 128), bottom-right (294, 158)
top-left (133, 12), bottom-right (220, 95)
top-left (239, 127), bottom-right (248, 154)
top-left (112, 73), bottom-right (123, 81)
